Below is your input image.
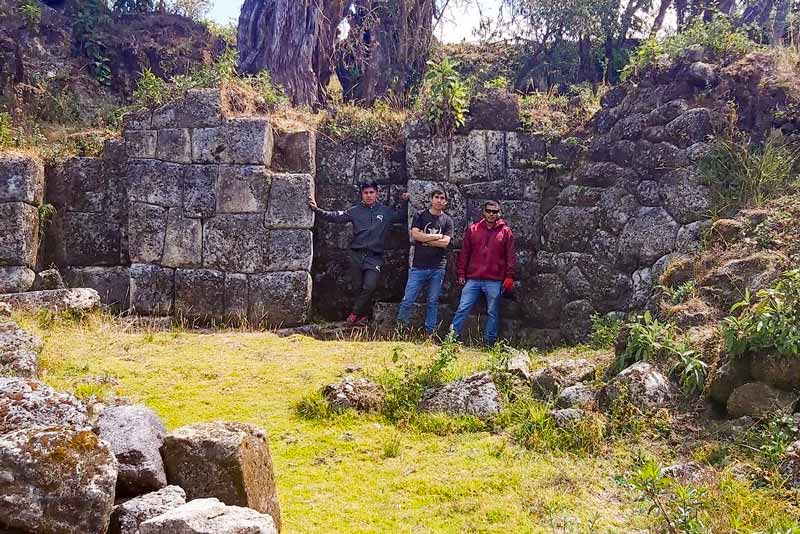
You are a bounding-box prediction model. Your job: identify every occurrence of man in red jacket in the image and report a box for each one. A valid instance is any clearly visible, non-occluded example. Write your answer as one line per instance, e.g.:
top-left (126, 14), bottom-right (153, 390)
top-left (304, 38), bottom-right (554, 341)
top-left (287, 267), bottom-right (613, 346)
top-left (450, 200), bottom-right (515, 346)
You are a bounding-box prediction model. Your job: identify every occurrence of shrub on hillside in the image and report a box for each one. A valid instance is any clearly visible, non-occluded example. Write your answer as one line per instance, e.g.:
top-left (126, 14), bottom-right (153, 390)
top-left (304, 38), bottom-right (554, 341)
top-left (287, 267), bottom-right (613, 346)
top-left (418, 57), bottom-right (470, 135)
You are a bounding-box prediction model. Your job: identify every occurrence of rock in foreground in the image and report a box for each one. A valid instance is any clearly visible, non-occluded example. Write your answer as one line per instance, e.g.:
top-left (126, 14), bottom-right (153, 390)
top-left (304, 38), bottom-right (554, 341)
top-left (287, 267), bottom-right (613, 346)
top-left (599, 362), bottom-right (675, 411)
top-left (322, 376), bottom-right (384, 413)
top-left (419, 372), bottom-right (502, 419)
top-left (0, 377), bottom-right (88, 433)
top-left (108, 485), bottom-right (187, 534)
top-left (0, 319), bottom-right (41, 379)
top-left (0, 426), bottom-right (118, 534)
top-left (726, 382), bottom-right (797, 419)
top-left (0, 288), bottom-right (101, 313)
top-left (531, 359), bottom-right (596, 397)
top-left (139, 498), bottom-right (277, 534)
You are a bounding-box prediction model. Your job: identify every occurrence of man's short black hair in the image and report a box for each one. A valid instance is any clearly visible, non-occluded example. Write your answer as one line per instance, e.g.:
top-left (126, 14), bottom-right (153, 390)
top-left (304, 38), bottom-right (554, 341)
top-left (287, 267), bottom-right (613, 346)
top-left (484, 200), bottom-right (500, 211)
top-left (431, 189), bottom-right (448, 200)
top-left (360, 180), bottom-right (379, 191)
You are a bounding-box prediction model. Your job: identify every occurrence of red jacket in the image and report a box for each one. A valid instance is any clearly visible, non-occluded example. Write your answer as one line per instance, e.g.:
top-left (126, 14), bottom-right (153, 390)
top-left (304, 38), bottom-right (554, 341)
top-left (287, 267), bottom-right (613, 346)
top-left (457, 219), bottom-right (516, 281)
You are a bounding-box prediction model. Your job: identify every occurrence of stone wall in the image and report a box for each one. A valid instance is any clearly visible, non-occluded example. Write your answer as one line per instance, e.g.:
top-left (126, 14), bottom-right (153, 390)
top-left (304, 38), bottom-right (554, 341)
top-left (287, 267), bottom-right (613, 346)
top-left (0, 154), bottom-right (44, 293)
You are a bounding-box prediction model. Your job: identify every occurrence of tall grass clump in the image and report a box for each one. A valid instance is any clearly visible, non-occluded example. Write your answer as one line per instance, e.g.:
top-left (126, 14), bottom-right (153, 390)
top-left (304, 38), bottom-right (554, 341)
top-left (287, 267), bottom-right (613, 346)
top-left (320, 99), bottom-right (407, 145)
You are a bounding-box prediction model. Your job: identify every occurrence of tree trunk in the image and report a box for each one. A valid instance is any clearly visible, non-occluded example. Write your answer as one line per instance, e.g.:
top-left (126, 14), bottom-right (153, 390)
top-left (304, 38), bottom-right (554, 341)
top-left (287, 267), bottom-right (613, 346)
top-left (772, 0), bottom-right (791, 43)
top-left (314, 0), bottom-right (355, 105)
top-left (650, 0), bottom-right (673, 37)
top-left (237, 0), bottom-right (325, 106)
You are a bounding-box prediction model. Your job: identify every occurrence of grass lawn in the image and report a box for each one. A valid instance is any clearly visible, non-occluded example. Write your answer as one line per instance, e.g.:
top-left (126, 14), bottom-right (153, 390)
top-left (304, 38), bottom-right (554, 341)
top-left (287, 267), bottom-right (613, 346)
top-left (14, 311), bottom-right (799, 533)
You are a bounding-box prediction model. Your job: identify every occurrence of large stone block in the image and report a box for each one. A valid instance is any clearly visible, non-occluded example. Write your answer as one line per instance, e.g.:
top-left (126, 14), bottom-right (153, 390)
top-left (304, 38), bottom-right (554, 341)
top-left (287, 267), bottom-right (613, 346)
top-left (273, 130), bottom-right (315, 174)
top-left (658, 168), bottom-right (710, 224)
top-left (466, 199), bottom-right (540, 247)
top-left (108, 486), bottom-right (186, 534)
top-left (61, 211), bottom-right (121, 266)
top-left (406, 137), bottom-right (448, 181)
top-left (129, 202), bottom-right (169, 264)
top-left (355, 143), bottom-right (405, 184)
top-left (152, 88), bottom-right (223, 129)
top-left (0, 202), bottom-right (38, 267)
top-left (0, 266), bottom-right (35, 293)
top-left (128, 159), bottom-right (184, 207)
top-left (0, 153), bottom-right (44, 205)
top-left (0, 377), bottom-right (87, 432)
top-left (316, 137), bottom-right (356, 185)
top-left (265, 173), bottom-right (314, 229)
top-left (64, 266), bottom-right (130, 308)
top-left (450, 130), bottom-right (488, 184)
top-left (203, 215), bottom-right (269, 272)
top-left (268, 229), bottom-right (312, 271)
top-left (0, 426), bottom-right (117, 534)
top-left (216, 165), bottom-right (271, 213)
top-left (139, 498), bottom-right (277, 534)
top-left (248, 271), bottom-right (311, 327)
top-left (129, 263), bottom-right (174, 316)
top-left (162, 209), bottom-right (202, 268)
top-left (156, 128), bottom-right (192, 163)
top-left (506, 131), bottom-right (546, 169)
top-left (174, 269), bottom-right (225, 323)
top-left (183, 164), bottom-right (217, 218)
top-left (161, 421), bottom-right (281, 530)
top-left (191, 127), bottom-right (224, 163)
top-left (617, 207), bottom-right (679, 269)
top-left (191, 119), bottom-right (274, 165)
top-left (224, 273), bottom-right (248, 324)
top-left (0, 288), bottom-right (101, 313)
top-left (125, 130), bottom-right (157, 159)
top-left (406, 180), bottom-right (466, 247)
top-left (542, 206), bottom-right (599, 253)
top-left (122, 110), bottom-right (152, 130)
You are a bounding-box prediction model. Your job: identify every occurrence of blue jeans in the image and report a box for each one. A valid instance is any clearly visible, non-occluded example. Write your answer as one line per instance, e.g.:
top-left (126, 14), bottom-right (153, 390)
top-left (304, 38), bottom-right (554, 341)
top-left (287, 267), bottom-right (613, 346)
top-left (397, 267), bottom-right (446, 333)
top-left (451, 279), bottom-right (502, 345)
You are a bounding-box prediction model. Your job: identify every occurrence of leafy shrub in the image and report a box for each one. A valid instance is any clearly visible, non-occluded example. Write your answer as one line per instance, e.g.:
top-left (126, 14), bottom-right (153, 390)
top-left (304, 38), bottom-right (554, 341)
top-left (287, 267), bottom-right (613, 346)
top-left (18, 0), bottom-right (41, 28)
top-left (111, 0), bottom-right (154, 13)
top-left (699, 130), bottom-right (799, 214)
top-left (659, 281), bottom-right (697, 305)
top-left (321, 100), bottom-right (407, 145)
top-left (420, 57), bottom-right (470, 135)
top-left (482, 76), bottom-right (510, 90)
top-left (672, 349), bottom-right (708, 395)
top-left (744, 414), bottom-right (800, 470)
top-left (617, 312), bottom-right (683, 372)
top-left (73, 0), bottom-right (113, 85)
top-left (622, 17), bottom-right (755, 81)
top-left (589, 313), bottom-right (622, 350)
top-left (0, 112), bottom-right (15, 148)
top-left (723, 269), bottom-right (800, 357)
top-left (519, 83), bottom-right (603, 139)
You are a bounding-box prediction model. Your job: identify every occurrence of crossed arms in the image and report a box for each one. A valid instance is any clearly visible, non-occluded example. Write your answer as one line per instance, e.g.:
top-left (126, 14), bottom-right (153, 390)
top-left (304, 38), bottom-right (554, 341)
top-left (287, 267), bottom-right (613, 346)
top-left (410, 227), bottom-right (451, 248)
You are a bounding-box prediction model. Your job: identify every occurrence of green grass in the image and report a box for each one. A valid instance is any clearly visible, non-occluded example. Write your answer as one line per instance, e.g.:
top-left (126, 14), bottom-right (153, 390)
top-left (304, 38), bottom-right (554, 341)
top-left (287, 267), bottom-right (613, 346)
top-left (13, 311), bottom-right (798, 533)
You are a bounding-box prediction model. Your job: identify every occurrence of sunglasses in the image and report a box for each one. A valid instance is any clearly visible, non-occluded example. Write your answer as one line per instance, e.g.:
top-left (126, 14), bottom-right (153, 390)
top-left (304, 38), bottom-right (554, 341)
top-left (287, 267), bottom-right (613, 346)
top-left (485, 209), bottom-right (500, 214)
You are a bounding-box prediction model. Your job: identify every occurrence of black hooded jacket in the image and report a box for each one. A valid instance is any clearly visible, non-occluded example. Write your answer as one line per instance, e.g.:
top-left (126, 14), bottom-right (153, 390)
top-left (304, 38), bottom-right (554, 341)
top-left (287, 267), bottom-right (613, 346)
top-left (315, 201), bottom-right (408, 256)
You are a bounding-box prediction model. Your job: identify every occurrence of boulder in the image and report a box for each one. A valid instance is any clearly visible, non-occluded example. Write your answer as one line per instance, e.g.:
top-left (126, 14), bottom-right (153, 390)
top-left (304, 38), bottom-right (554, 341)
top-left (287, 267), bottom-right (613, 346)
top-left (418, 372), bottom-right (502, 419)
top-left (94, 404), bottom-right (168, 497)
top-left (161, 421), bottom-right (281, 530)
top-left (322, 376), bottom-right (384, 413)
top-left (0, 320), bottom-right (41, 378)
top-left (726, 382), bottom-right (797, 419)
top-left (709, 357), bottom-right (753, 406)
top-left (467, 88), bottom-right (522, 131)
top-left (749, 353), bottom-right (800, 391)
top-left (556, 383), bottom-right (597, 409)
top-left (699, 252), bottom-right (785, 309)
top-left (506, 348), bottom-right (532, 381)
top-left (531, 359), bottom-right (597, 398)
top-left (0, 426), bottom-right (118, 534)
top-left (0, 266), bottom-right (35, 294)
top-left (0, 377), bottom-right (88, 433)
top-left (780, 440), bottom-right (800, 489)
top-left (599, 362), bottom-right (675, 411)
top-left (708, 218), bottom-right (744, 246)
top-left (31, 268), bottom-right (66, 291)
top-left (660, 461), bottom-right (708, 484)
top-left (108, 486), bottom-right (187, 534)
top-left (139, 498), bottom-right (277, 534)
top-left (617, 207), bottom-right (679, 269)
top-left (550, 408), bottom-right (589, 429)
top-left (561, 300), bottom-right (595, 344)
top-left (0, 288), bottom-right (101, 313)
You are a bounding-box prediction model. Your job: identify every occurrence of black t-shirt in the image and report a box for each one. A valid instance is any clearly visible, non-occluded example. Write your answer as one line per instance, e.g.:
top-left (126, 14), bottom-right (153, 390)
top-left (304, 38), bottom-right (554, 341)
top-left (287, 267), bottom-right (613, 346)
top-left (411, 210), bottom-right (454, 269)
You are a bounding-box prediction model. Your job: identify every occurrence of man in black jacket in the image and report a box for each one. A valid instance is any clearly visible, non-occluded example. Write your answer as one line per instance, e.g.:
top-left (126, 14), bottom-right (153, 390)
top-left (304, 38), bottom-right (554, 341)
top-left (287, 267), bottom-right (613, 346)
top-left (309, 181), bottom-right (410, 326)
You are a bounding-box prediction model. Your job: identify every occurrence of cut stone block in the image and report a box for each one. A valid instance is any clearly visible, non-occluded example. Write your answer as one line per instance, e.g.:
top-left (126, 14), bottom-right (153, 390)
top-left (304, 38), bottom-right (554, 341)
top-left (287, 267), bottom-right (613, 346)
top-left (0, 288), bottom-right (101, 313)
top-left (156, 128), bottom-right (192, 164)
top-left (128, 202), bottom-right (169, 264)
top-left (152, 88), bottom-right (223, 129)
top-left (162, 208), bottom-right (202, 268)
top-left (61, 211), bottom-right (121, 266)
top-left (248, 271), bottom-right (311, 327)
top-left (273, 130), bottom-right (315, 173)
top-left (122, 110), bottom-right (152, 130)
top-left (222, 117), bottom-right (274, 165)
top-left (506, 132), bottom-right (547, 169)
top-left (0, 202), bottom-right (38, 268)
top-left (191, 127), bottom-right (224, 164)
top-left (128, 159), bottom-right (184, 207)
top-left (183, 164), bottom-right (217, 218)
top-left (0, 266), bottom-right (35, 294)
top-left (617, 207), bottom-right (679, 269)
top-left (316, 138), bottom-right (356, 185)
top-left (139, 498), bottom-right (277, 534)
top-left (265, 174), bottom-right (315, 229)
top-left (450, 130), bottom-right (488, 184)
top-left (174, 269), bottom-right (225, 323)
top-left (0, 153), bottom-right (44, 205)
top-left (268, 229), bottom-right (312, 271)
top-left (125, 130), bottom-right (157, 159)
top-left (161, 421), bottom-right (281, 530)
top-left (224, 273), bottom-right (248, 324)
top-left (406, 137), bottom-right (448, 181)
top-left (64, 266), bottom-right (130, 308)
top-left (108, 486), bottom-right (186, 534)
top-left (216, 165), bottom-right (271, 213)
top-left (485, 130), bottom-right (506, 180)
top-left (355, 144), bottom-right (403, 184)
top-left (203, 214), bottom-right (269, 273)
top-left (129, 263), bottom-right (175, 316)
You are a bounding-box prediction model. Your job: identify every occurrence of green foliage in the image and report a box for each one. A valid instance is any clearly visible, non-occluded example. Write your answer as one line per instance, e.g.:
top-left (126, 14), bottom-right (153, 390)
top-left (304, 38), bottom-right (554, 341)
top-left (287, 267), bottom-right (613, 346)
top-left (627, 459), bottom-right (709, 533)
top-left (745, 415), bottom-right (800, 469)
top-left (18, 0), bottom-right (41, 28)
top-left (589, 313), bottom-right (622, 350)
top-left (111, 0), bottom-right (154, 13)
top-left (0, 112), bottom-right (14, 148)
top-left (672, 349), bottom-right (708, 395)
top-left (380, 431), bottom-right (402, 458)
top-left (294, 391), bottom-right (333, 420)
top-left (421, 57), bottom-right (470, 135)
top-left (699, 130), bottom-right (799, 214)
top-left (37, 203), bottom-right (57, 246)
top-left (659, 281), bottom-right (697, 305)
top-left (618, 312), bottom-right (682, 372)
top-left (501, 398), bottom-right (606, 454)
top-left (73, 0), bottom-right (112, 85)
top-left (519, 83), bottom-right (604, 139)
top-left (622, 17), bottom-right (755, 81)
top-left (321, 100), bottom-right (406, 145)
top-left (723, 269), bottom-right (800, 358)
top-left (482, 76), bottom-right (510, 90)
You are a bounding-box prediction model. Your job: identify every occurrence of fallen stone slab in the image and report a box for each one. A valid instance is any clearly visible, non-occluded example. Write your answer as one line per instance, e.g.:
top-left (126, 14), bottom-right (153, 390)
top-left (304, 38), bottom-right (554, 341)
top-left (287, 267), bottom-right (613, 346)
top-left (531, 358), bottom-right (597, 398)
top-left (161, 421), bottom-right (281, 531)
top-left (506, 348), bottom-right (532, 381)
top-left (0, 319), bottom-right (41, 379)
top-left (322, 376), bottom-right (384, 413)
top-left (726, 382), bottom-right (797, 419)
top-left (139, 498), bottom-right (277, 534)
top-left (556, 383), bottom-right (597, 409)
top-left (599, 362), bottom-right (675, 411)
top-left (0, 425), bottom-right (118, 534)
top-left (94, 404), bottom-right (168, 496)
top-left (0, 287), bottom-right (101, 313)
top-left (31, 268), bottom-right (66, 291)
top-left (108, 485), bottom-right (187, 534)
top-left (419, 372), bottom-right (502, 419)
top-left (0, 377), bottom-right (88, 433)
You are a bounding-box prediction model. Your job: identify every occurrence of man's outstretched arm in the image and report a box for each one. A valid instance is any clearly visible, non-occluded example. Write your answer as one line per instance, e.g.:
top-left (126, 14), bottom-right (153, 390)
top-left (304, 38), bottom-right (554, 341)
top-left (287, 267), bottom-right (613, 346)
top-left (308, 196), bottom-right (353, 224)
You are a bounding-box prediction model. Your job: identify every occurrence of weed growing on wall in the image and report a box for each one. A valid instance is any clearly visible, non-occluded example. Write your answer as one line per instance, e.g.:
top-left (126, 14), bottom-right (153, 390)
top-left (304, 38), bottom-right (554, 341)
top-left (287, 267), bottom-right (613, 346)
top-left (18, 0), bottom-right (41, 29)
top-left (419, 57), bottom-right (470, 135)
top-left (658, 281), bottom-right (697, 306)
top-left (519, 83), bottom-right (604, 139)
top-left (320, 100), bottom-right (407, 146)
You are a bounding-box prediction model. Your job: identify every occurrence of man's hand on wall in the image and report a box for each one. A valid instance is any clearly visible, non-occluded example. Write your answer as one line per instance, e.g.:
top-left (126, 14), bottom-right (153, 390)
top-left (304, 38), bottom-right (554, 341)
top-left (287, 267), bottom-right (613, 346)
top-left (307, 196), bottom-right (318, 211)
top-left (400, 192), bottom-right (410, 202)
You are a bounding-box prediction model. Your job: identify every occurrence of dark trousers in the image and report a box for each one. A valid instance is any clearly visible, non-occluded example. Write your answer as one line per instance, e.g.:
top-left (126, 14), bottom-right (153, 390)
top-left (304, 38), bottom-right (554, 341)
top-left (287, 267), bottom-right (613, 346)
top-left (350, 250), bottom-right (383, 316)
